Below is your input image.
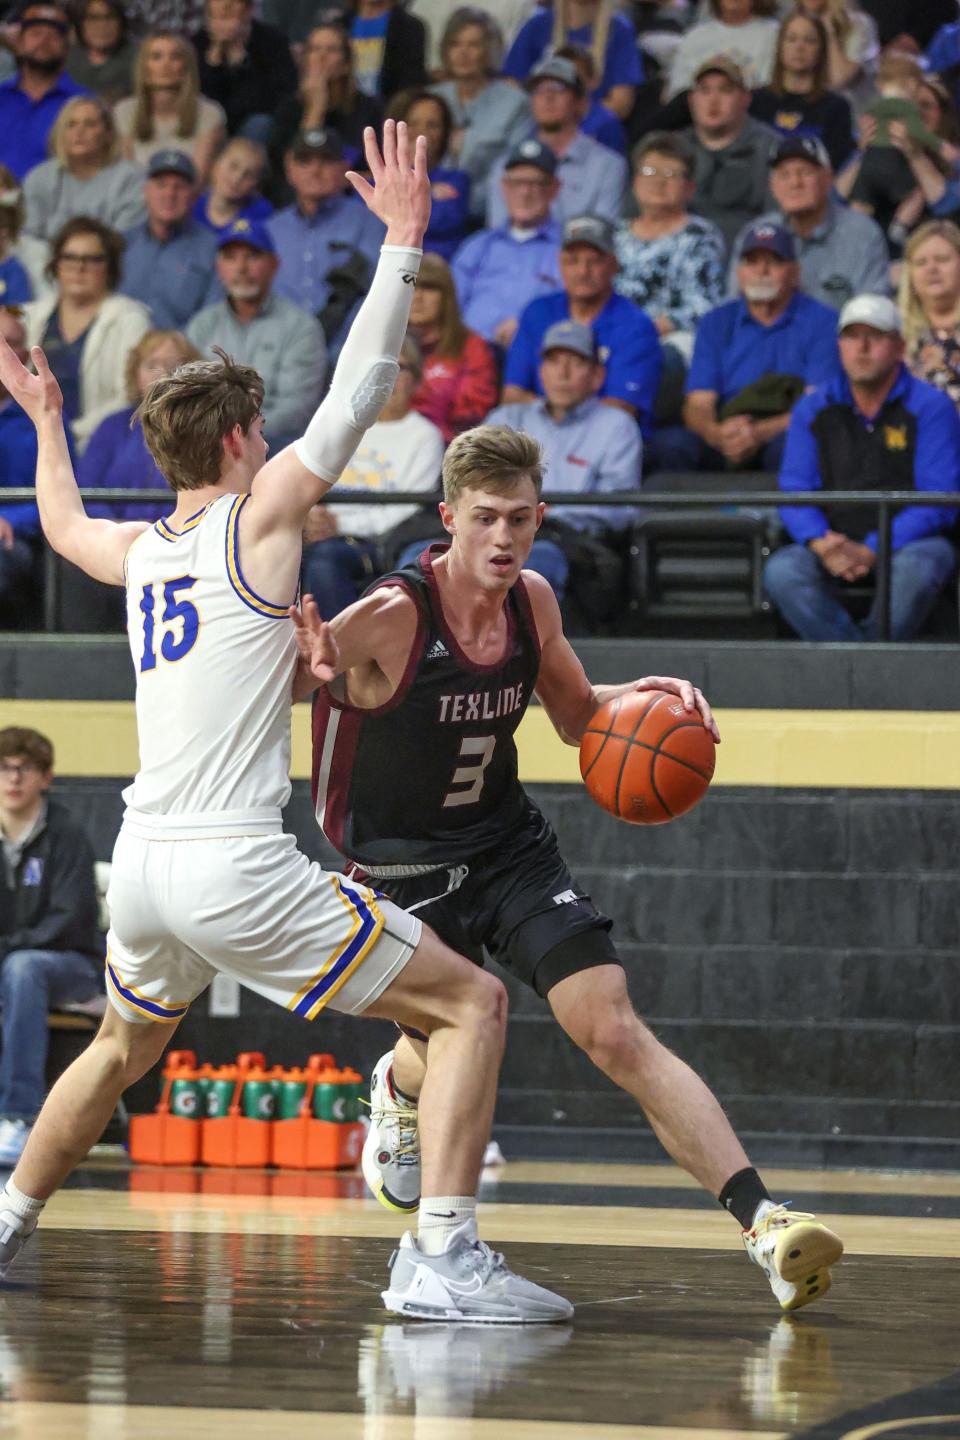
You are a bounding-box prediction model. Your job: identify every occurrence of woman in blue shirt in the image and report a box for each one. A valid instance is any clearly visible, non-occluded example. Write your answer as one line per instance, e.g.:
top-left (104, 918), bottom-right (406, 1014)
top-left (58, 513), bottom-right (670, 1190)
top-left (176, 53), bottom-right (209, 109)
top-left (503, 0), bottom-right (643, 120)
top-left (78, 329), bottom-right (200, 520)
top-left (389, 89), bottom-right (471, 261)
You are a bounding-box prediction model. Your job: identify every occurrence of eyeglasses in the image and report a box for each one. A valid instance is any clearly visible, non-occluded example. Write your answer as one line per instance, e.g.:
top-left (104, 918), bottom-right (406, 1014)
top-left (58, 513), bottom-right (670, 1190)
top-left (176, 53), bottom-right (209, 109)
top-left (638, 165), bottom-right (687, 180)
top-left (0, 761), bottom-right (41, 779)
top-left (58, 252), bottom-right (109, 266)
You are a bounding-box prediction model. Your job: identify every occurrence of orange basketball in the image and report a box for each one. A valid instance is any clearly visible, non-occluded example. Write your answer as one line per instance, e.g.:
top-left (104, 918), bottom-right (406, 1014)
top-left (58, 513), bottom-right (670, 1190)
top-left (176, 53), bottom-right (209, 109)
top-left (579, 690), bottom-right (716, 825)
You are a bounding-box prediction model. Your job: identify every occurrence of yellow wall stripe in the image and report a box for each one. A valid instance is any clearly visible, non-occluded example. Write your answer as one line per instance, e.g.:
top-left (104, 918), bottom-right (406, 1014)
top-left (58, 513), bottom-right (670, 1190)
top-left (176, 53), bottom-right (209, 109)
top-left (3, 699), bottom-right (960, 790)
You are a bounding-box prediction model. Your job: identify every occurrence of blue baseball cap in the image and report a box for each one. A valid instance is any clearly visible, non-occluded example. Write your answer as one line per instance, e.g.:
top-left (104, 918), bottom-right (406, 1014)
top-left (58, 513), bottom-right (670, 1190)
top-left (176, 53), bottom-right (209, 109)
top-left (740, 221), bottom-right (795, 262)
top-left (504, 138), bottom-right (557, 177)
top-left (216, 218), bottom-right (276, 255)
top-left (540, 320), bottom-right (597, 361)
top-left (147, 149), bottom-right (196, 183)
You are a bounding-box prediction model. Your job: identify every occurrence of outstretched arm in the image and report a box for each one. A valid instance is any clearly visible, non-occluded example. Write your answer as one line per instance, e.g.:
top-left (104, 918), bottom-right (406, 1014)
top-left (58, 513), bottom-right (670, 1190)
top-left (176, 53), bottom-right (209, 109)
top-left (526, 572), bottom-right (720, 745)
top-left (0, 340), bottom-right (146, 586)
top-left (245, 120), bottom-right (431, 544)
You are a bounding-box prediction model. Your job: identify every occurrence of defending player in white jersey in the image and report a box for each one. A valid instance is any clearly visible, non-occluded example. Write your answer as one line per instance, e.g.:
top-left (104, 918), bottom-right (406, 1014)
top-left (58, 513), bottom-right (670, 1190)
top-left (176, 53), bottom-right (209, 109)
top-left (0, 123), bottom-right (572, 1325)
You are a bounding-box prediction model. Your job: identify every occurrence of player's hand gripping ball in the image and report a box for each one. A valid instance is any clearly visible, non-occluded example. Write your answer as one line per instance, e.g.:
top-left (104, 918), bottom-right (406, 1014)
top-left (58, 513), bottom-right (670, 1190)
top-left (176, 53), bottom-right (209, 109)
top-left (579, 690), bottom-right (716, 825)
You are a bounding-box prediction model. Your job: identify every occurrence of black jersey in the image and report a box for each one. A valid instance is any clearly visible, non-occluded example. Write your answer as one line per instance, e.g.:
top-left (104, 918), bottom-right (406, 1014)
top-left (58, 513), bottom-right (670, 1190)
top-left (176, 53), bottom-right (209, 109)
top-left (311, 546), bottom-right (541, 871)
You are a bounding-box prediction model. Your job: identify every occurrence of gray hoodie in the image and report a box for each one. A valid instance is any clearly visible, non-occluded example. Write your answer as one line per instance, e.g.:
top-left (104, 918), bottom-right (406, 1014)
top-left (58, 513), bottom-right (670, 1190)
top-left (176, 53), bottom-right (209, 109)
top-left (684, 117), bottom-right (778, 258)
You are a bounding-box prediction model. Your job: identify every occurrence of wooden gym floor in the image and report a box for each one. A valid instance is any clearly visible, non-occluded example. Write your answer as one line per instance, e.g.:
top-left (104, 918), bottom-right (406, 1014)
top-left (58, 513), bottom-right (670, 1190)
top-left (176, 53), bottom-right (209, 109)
top-left (1, 1159), bottom-right (958, 1440)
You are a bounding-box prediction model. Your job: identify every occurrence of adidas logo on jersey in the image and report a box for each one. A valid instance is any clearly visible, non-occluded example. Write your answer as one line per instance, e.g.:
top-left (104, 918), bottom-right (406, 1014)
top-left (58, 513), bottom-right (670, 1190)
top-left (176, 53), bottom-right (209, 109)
top-left (425, 638), bottom-right (449, 660)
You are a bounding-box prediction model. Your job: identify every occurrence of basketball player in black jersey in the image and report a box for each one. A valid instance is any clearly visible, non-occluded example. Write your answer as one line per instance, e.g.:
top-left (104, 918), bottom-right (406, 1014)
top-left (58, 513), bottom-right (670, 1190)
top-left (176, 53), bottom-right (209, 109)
top-left (294, 423), bottom-right (843, 1313)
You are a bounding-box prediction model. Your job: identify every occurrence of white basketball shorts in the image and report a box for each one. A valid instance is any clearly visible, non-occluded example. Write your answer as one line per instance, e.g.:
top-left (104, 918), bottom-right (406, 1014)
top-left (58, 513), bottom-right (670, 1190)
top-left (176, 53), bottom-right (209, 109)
top-left (103, 824), bottom-right (422, 1025)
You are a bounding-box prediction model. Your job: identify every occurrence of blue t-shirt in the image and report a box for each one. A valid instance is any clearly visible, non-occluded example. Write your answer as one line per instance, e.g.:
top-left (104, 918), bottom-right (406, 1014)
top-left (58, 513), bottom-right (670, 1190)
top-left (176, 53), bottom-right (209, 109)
top-left (77, 408), bottom-right (170, 522)
top-left (0, 254), bottom-right (31, 305)
top-left (426, 166), bottom-right (472, 262)
top-left (351, 12), bottom-right (390, 97)
top-left (686, 294), bottom-right (841, 405)
top-left (580, 99), bottom-right (626, 155)
top-left (192, 193), bottom-right (274, 236)
top-left (503, 10), bottom-right (643, 97)
top-left (505, 289), bottom-right (662, 441)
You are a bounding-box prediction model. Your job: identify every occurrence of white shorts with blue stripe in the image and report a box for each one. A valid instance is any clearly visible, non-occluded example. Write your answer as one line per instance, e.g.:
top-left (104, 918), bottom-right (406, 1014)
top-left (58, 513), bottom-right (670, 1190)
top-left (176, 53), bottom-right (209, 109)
top-left (103, 820), bottom-right (421, 1025)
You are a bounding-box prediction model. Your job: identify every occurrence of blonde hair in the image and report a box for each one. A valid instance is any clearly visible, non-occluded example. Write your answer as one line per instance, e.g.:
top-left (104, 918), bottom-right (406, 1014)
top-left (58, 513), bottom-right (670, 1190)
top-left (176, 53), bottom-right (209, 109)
top-left (899, 219), bottom-right (960, 350)
top-left (211, 136), bottom-right (267, 190)
top-left (551, 0), bottom-right (611, 87)
top-left (442, 425), bottom-right (544, 505)
top-left (50, 95), bottom-right (120, 169)
top-left (130, 32), bottom-right (200, 144)
top-left (415, 252), bottom-right (469, 357)
top-left (125, 329), bottom-right (201, 404)
top-left (136, 348), bottom-right (264, 492)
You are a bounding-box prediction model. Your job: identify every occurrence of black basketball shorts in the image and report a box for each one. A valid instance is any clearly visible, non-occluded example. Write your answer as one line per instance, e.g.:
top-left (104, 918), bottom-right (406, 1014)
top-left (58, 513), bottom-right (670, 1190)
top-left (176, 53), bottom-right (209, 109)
top-left (364, 808), bottom-right (616, 998)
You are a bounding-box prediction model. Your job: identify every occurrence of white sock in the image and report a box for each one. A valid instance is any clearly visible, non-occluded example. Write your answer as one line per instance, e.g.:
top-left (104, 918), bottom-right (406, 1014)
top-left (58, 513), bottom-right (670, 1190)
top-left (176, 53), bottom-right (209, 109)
top-left (417, 1196), bottom-right (476, 1256)
top-left (1, 1180), bottom-right (44, 1227)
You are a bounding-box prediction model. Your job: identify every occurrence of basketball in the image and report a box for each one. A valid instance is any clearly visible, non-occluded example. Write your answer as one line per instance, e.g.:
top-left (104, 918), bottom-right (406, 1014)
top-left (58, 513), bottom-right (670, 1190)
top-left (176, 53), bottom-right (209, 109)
top-left (579, 690), bottom-right (716, 825)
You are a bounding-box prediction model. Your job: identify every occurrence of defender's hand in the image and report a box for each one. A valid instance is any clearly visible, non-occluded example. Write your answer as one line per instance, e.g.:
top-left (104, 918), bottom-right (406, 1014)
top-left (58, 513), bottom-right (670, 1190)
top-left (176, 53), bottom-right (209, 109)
top-left (631, 675), bottom-right (720, 743)
top-left (290, 593), bottom-right (340, 683)
top-left (346, 120), bottom-right (431, 247)
top-left (0, 341), bottom-right (63, 426)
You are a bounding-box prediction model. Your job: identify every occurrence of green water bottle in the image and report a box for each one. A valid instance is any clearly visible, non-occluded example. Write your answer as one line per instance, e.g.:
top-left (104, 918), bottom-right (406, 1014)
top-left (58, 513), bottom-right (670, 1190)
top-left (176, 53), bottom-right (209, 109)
top-left (241, 1071), bottom-right (277, 1120)
top-left (312, 1071), bottom-right (344, 1121)
top-left (206, 1067), bottom-right (237, 1118)
top-left (277, 1070), bottom-right (309, 1119)
top-left (169, 1076), bottom-right (202, 1118)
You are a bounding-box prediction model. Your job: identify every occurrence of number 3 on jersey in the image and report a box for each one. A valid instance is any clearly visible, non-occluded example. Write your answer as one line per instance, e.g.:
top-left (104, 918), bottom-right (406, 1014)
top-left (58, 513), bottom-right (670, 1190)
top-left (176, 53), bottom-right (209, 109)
top-left (443, 735), bottom-right (496, 808)
top-left (139, 577), bottom-right (200, 672)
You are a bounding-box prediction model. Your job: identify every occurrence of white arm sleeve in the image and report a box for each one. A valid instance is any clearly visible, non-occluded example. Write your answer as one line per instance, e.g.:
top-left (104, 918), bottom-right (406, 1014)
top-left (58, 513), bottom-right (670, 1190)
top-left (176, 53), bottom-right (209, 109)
top-left (293, 243), bottom-right (423, 482)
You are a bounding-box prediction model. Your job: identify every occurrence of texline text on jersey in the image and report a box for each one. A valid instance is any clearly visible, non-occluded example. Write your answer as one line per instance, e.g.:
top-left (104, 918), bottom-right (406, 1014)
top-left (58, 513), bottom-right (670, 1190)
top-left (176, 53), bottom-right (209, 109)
top-left (437, 684), bottom-right (524, 723)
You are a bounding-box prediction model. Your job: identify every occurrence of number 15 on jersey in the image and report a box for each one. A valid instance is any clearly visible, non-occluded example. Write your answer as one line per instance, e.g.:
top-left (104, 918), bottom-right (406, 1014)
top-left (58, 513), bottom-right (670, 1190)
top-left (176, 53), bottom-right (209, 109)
top-left (139, 576), bottom-right (201, 672)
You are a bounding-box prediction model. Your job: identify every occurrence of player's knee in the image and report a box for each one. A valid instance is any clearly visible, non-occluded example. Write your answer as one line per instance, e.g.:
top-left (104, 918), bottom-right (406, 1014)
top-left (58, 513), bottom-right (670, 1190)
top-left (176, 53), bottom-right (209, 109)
top-left (459, 968), bottom-right (508, 1040)
top-left (577, 1008), bottom-right (657, 1083)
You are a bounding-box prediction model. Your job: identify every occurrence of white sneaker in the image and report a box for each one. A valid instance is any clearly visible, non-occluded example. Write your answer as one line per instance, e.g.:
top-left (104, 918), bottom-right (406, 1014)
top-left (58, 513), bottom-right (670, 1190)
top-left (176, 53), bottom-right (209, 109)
top-left (362, 1052), bottom-right (420, 1214)
top-left (0, 1121), bottom-right (31, 1169)
top-left (382, 1219), bottom-right (574, 1324)
top-left (743, 1203), bottom-right (843, 1312)
top-left (0, 1199), bottom-right (36, 1279)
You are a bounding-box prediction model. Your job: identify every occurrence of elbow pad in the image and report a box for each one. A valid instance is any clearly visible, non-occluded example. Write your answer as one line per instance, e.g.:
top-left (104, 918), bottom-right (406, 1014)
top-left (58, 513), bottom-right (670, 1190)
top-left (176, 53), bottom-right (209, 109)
top-left (294, 244), bottom-right (422, 481)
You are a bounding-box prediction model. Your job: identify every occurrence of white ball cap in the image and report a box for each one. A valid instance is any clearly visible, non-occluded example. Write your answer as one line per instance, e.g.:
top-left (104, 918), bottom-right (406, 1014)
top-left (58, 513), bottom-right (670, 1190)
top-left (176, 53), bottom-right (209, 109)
top-left (838, 294), bottom-right (903, 336)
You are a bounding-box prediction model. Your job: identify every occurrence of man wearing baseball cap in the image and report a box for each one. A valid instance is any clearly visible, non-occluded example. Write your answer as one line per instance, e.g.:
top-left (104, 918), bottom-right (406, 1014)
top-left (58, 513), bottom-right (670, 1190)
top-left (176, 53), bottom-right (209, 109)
top-left (765, 293), bottom-right (960, 641)
top-left (120, 150), bottom-right (222, 331)
top-left (0, 2), bottom-right (86, 180)
top-left (489, 318), bottom-right (642, 612)
top-left (503, 213), bottom-right (661, 444)
top-left (453, 139), bottom-right (562, 346)
top-left (486, 56), bottom-right (627, 230)
top-left (674, 56), bottom-right (776, 256)
top-left (726, 135), bottom-right (890, 312)
top-left (268, 129), bottom-right (384, 343)
top-left (676, 220), bottom-right (839, 470)
top-left (187, 218), bottom-right (327, 451)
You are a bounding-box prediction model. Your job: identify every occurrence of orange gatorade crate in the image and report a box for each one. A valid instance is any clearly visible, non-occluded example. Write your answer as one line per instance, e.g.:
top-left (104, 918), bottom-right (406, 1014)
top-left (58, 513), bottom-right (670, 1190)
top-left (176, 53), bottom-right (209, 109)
top-left (201, 1052), bottom-right (274, 1168)
top-left (271, 1058), bottom-right (365, 1170)
top-left (129, 1049), bottom-right (203, 1166)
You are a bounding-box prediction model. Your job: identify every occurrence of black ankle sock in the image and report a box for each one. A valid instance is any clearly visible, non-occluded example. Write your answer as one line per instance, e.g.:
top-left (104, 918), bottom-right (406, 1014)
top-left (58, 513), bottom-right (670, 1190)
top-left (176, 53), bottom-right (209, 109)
top-left (718, 1167), bottom-right (772, 1229)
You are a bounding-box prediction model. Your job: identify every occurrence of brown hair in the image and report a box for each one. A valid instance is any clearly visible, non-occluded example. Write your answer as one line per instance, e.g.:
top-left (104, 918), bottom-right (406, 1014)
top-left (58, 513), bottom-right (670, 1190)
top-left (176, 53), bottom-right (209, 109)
top-left (919, 73), bottom-right (960, 145)
top-left (0, 164), bottom-right (24, 243)
top-left (136, 348), bottom-right (264, 492)
top-left (413, 251), bottom-right (469, 358)
top-left (47, 216), bottom-right (125, 290)
top-left (771, 11), bottom-right (829, 100)
top-left (388, 88), bottom-right (454, 166)
top-left (0, 727), bottom-right (53, 772)
top-left (125, 329), bottom-right (201, 404)
top-left (130, 32), bottom-right (200, 144)
top-left (50, 94), bottom-right (120, 168)
top-left (440, 7), bottom-right (504, 76)
top-left (302, 21), bottom-right (357, 112)
top-left (442, 425), bottom-right (544, 505)
top-left (631, 129), bottom-right (693, 177)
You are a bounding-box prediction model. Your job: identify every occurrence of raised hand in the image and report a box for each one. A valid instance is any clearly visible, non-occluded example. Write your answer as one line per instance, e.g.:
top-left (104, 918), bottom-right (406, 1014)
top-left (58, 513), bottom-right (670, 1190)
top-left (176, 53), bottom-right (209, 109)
top-left (0, 340), bottom-right (63, 428)
top-left (346, 119), bottom-right (431, 249)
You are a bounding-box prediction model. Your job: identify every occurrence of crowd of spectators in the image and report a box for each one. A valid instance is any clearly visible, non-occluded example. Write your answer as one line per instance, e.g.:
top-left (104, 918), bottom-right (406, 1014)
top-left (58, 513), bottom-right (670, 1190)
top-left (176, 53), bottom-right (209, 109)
top-left (3, 0), bottom-right (960, 639)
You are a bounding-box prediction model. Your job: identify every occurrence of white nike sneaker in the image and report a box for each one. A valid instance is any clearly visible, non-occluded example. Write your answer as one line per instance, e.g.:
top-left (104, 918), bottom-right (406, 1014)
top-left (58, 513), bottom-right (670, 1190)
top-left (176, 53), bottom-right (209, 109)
top-left (382, 1220), bottom-right (574, 1324)
top-left (0, 1207), bottom-right (36, 1278)
top-left (362, 1052), bottom-right (421, 1214)
top-left (743, 1203), bottom-right (843, 1312)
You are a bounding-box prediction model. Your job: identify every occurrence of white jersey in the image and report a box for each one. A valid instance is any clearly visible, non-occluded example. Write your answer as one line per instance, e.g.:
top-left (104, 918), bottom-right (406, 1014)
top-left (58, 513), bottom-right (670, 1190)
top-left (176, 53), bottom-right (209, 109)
top-left (122, 492), bottom-right (297, 828)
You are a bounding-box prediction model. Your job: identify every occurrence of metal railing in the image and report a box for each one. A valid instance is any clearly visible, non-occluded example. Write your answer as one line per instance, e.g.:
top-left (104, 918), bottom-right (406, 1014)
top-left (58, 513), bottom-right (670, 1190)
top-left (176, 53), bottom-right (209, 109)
top-left (5, 485), bottom-right (959, 642)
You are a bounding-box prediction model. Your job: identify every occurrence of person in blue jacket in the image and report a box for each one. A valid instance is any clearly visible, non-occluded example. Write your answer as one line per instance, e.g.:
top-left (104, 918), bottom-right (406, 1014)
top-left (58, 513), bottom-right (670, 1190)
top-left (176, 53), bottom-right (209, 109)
top-left (765, 294), bottom-right (960, 641)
